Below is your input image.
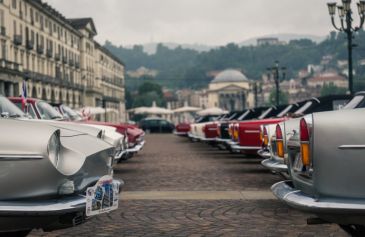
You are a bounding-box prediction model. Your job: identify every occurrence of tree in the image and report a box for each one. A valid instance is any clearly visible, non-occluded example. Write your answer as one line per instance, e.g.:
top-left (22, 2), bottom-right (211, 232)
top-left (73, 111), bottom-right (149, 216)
top-left (268, 90), bottom-right (289, 106)
top-left (320, 83), bottom-right (347, 96)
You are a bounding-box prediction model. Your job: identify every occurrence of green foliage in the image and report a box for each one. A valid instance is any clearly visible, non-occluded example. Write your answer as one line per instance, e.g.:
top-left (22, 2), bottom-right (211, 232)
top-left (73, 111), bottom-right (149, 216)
top-left (130, 82), bottom-right (166, 108)
top-left (268, 90), bottom-right (289, 106)
top-left (320, 83), bottom-right (347, 96)
top-left (105, 30), bottom-right (365, 90)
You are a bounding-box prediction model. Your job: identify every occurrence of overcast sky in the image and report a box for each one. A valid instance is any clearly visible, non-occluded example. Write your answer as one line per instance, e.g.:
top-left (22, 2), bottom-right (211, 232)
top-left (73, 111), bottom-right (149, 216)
top-left (44, 0), bottom-right (344, 46)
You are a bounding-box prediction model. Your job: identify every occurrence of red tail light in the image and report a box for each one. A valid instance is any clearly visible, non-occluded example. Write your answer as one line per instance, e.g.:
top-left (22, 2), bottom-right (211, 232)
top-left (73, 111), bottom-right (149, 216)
top-left (300, 119), bottom-right (310, 142)
top-left (300, 118), bottom-right (310, 166)
top-left (276, 124), bottom-right (284, 158)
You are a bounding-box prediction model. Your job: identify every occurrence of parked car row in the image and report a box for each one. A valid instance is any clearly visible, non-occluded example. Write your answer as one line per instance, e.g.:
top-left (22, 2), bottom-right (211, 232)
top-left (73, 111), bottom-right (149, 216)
top-left (0, 95), bottom-right (146, 235)
top-left (176, 93), bottom-right (365, 235)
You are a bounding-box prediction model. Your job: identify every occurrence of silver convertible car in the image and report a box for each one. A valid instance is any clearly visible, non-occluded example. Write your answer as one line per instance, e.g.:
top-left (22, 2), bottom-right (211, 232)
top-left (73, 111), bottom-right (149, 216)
top-left (0, 119), bottom-right (123, 235)
top-left (272, 108), bottom-right (365, 236)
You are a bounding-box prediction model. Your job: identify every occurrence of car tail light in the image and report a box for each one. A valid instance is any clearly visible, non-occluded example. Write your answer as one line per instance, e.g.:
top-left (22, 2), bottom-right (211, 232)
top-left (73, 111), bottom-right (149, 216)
top-left (300, 118), bottom-right (310, 166)
top-left (233, 125), bottom-right (239, 141)
top-left (217, 124), bottom-right (221, 137)
top-left (263, 127), bottom-right (269, 146)
top-left (276, 124), bottom-right (284, 158)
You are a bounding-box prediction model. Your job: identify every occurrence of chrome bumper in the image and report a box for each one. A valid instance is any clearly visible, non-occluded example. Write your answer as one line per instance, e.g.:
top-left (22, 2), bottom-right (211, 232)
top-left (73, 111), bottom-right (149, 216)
top-left (272, 181), bottom-right (365, 213)
top-left (215, 138), bottom-right (231, 143)
top-left (231, 144), bottom-right (261, 150)
top-left (257, 149), bottom-right (271, 159)
top-left (127, 140), bottom-right (146, 153)
top-left (114, 149), bottom-right (129, 160)
top-left (0, 179), bottom-right (123, 216)
top-left (174, 131), bottom-right (189, 136)
top-left (200, 137), bottom-right (216, 142)
top-left (261, 157), bottom-right (288, 173)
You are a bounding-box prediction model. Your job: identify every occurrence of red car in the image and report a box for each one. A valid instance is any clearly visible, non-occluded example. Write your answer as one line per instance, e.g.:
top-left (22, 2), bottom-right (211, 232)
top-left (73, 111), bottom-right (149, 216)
top-left (230, 95), bottom-right (352, 154)
top-left (174, 122), bottom-right (191, 136)
top-left (9, 97), bottom-right (145, 156)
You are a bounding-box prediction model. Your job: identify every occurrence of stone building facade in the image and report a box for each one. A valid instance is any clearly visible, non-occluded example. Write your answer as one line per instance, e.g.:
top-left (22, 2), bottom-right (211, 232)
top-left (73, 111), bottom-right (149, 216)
top-left (0, 0), bottom-right (125, 122)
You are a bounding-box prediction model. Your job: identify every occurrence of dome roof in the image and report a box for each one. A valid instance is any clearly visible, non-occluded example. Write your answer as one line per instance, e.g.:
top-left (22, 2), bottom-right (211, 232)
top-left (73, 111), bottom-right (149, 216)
top-left (211, 69), bottom-right (249, 84)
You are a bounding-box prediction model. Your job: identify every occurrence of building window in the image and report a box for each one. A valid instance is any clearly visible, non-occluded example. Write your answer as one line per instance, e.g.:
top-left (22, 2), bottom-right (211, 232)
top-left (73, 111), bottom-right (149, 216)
top-left (12, 0), bottom-right (16, 9)
top-left (13, 20), bottom-right (16, 35)
top-left (35, 11), bottom-right (38, 22)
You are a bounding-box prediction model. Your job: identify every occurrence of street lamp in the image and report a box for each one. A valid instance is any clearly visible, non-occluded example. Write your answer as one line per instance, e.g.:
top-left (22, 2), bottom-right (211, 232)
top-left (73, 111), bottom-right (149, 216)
top-left (267, 61), bottom-right (286, 106)
top-left (327, 0), bottom-right (365, 95)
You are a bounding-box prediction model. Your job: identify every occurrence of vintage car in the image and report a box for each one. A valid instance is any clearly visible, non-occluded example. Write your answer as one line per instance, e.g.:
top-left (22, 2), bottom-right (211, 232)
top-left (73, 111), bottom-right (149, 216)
top-left (2, 96), bottom-right (128, 162)
top-left (201, 111), bottom-right (245, 144)
top-left (228, 104), bottom-right (297, 154)
top-left (234, 95), bottom-right (352, 156)
top-left (10, 97), bottom-right (145, 158)
top-left (139, 117), bottom-right (175, 133)
top-left (0, 118), bottom-right (122, 235)
top-left (188, 114), bottom-right (223, 141)
top-left (174, 122), bottom-right (191, 136)
top-left (272, 108), bottom-right (365, 235)
top-left (261, 94), bottom-right (357, 174)
top-left (52, 102), bottom-right (145, 155)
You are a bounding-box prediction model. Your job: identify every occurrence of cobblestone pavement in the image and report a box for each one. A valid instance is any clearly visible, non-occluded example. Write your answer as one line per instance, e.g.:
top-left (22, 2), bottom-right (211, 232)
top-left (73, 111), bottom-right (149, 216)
top-left (30, 134), bottom-right (348, 237)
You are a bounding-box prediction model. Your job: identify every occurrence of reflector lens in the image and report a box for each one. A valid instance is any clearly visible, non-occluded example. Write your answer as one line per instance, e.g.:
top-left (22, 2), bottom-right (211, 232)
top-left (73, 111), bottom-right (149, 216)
top-left (263, 127), bottom-right (268, 146)
top-left (301, 143), bottom-right (310, 166)
top-left (277, 140), bottom-right (284, 158)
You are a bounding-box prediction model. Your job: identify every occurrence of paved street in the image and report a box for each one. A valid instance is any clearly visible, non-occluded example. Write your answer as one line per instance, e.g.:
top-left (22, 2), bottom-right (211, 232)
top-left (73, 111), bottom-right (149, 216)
top-left (30, 134), bottom-right (348, 237)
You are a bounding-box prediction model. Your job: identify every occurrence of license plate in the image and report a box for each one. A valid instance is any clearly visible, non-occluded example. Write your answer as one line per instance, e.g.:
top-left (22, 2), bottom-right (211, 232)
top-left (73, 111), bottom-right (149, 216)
top-left (86, 175), bottom-right (119, 217)
top-left (293, 153), bottom-right (303, 172)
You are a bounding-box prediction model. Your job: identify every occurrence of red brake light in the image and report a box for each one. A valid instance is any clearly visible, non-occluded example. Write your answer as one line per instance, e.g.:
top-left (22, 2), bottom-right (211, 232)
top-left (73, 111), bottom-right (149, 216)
top-left (276, 124), bottom-right (283, 140)
top-left (300, 119), bottom-right (310, 142)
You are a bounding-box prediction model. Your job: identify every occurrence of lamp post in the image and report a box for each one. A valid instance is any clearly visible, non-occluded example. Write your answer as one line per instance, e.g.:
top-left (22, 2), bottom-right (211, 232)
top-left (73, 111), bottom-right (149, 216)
top-left (267, 61), bottom-right (286, 106)
top-left (327, 0), bottom-right (365, 95)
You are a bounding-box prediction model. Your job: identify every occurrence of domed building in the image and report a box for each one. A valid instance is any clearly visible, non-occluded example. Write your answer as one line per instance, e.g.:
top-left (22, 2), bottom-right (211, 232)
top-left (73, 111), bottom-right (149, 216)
top-left (207, 69), bottom-right (252, 111)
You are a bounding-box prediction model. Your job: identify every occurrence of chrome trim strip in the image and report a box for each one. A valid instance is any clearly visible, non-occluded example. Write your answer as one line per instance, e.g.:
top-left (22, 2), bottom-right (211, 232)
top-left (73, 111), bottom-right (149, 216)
top-left (244, 130), bottom-right (260, 134)
top-left (0, 154), bottom-right (44, 160)
top-left (338, 145), bottom-right (365, 150)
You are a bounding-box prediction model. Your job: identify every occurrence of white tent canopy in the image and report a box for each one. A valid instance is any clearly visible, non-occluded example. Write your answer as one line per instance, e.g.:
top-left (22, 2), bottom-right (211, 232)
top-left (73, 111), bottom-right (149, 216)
top-left (173, 101), bottom-right (201, 113)
top-left (131, 101), bottom-right (173, 115)
top-left (197, 107), bottom-right (228, 116)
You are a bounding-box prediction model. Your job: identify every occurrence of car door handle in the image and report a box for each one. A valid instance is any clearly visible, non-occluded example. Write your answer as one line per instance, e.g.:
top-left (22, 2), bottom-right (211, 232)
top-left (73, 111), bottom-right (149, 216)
top-left (338, 145), bottom-right (365, 150)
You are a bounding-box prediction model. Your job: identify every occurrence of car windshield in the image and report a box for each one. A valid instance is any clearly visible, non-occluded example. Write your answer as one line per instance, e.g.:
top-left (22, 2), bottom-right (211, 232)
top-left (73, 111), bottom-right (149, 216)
top-left (0, 96), bottom-right (26, 118)
top-left (294, 101), bottom-right (313, 115)
top-left (343, 95), bottom-right (364, 109)
top-left (258, 108), bottom-right (272, 119)
top-left (237, 110), bottom-right (250, 120)
top-left (62, 105), bottom-right (83, 121)
top-left (36, 101), bottom-right (64, 120)
top-left (276, 105), bottom-right (293, 117)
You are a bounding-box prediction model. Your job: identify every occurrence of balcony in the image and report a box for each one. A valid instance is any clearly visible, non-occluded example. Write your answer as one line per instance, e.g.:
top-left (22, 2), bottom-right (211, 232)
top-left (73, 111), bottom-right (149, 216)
top-left (69, 59), bottom-right (74, 66)
top-left (13, 35), bottom-right (22, 46)
top-left (46, 49), bottom-right (53, 58)
top-left (0, 59), bottom-right (23, 75)
top-left (0, 27), bottom-right (6, 37)
top-left (62, 56), bottom-right (67, 64)
top-left (26, 40), bottom-right (34, 50)
top-left (55, 53), bottom-right (61, 61)
top-left (37, 45), bottom-right (44, 54)
top-left (75, 62), bottom-right (80, 69)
